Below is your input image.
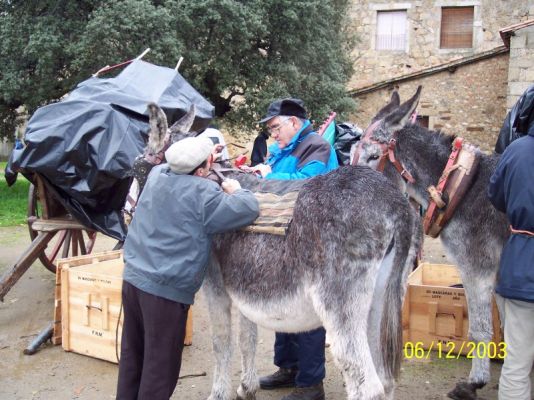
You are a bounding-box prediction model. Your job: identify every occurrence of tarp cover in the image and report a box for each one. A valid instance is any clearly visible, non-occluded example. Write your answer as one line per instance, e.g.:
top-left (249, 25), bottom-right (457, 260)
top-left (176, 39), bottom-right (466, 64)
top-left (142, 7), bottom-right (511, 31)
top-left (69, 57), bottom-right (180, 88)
top-left (5, 60), bottom-right (214, 241)
top-left (334, 122), bottom-right (362, 165)
top-left (494, 83), bottom-right (534, 153)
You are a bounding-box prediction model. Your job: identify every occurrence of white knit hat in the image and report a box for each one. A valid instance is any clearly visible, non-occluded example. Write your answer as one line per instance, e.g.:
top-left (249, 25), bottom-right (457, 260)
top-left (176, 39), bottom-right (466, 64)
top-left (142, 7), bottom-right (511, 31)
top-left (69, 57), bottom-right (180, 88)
top-left (165, 136), bottom-right (214, 174)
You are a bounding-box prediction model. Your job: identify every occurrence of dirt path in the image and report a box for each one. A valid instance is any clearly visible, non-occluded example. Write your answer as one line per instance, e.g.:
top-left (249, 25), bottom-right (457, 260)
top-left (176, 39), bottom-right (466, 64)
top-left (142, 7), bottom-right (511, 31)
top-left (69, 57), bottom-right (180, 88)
top-left (0, 226), bottom-right (531, 399)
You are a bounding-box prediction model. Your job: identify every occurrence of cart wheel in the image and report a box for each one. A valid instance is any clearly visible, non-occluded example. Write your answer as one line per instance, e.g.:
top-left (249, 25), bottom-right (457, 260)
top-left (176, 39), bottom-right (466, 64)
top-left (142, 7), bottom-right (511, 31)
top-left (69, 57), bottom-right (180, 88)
top-left (27, 184), bottom-right (97, 273)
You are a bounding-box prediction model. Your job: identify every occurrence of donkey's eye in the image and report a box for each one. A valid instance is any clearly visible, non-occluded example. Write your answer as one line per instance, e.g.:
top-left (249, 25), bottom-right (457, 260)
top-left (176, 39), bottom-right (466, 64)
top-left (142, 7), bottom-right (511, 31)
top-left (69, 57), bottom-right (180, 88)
top-left (368, 155), bottom-right (379, 161)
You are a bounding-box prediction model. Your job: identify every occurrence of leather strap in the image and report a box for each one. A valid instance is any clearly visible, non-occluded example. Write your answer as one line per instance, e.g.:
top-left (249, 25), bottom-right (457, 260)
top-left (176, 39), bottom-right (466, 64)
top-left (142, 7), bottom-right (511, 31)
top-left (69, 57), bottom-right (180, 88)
top-left (387, 136), bottom-right (415, 183)
top-left (352, 120), bottom-right (415, 184)
top-left (423, 138), bottom-right (479, 237)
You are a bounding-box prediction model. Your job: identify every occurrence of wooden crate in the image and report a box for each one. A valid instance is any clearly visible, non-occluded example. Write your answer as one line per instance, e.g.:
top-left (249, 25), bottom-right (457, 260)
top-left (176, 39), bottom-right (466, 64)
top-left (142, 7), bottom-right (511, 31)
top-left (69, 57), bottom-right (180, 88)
top-left (402, 263), bottom-right (502, 357)
top-left (54, 251), bottom-right (125, 345)
top-left (59, 250), bottom-right (193, 363)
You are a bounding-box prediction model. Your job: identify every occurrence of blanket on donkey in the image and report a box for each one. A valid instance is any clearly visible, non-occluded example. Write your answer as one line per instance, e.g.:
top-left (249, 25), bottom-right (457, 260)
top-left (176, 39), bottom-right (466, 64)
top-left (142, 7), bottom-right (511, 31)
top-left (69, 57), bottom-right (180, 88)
top-left (242, 191), bottom-right (299, 235)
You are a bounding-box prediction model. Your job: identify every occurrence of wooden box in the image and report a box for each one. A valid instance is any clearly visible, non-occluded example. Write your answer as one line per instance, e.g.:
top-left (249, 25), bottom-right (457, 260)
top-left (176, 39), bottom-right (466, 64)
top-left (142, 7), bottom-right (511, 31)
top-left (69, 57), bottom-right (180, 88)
top-left (60, 250), bottom-right (125, 363)
top-left (402, 263), bottom-right (502, 357)
top-left (54, 251), bottom-right (125, 345)
top-left (59, 250), bottom-right (193, 363)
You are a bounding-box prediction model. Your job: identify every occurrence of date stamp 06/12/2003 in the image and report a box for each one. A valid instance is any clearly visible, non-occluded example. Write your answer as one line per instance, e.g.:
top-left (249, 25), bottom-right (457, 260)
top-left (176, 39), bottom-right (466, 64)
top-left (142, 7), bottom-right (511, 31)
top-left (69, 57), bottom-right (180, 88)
top-left (403, 341), bottom-right (507, 360)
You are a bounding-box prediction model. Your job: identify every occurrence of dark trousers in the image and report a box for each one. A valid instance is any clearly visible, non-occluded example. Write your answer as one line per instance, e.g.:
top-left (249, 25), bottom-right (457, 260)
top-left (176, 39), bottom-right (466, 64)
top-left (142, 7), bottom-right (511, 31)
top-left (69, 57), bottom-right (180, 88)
top-left (116, 281), bottom-right (189, 400)
top-left (274, 327), bottom-right (326, 387)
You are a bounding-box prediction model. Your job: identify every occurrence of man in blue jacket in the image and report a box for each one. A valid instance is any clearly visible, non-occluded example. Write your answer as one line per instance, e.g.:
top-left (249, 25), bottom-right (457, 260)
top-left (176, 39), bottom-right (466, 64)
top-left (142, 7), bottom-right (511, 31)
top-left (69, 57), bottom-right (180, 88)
top-left (117, 136), bottom-right (259, 400)
top-left (488, 124), bottom-right (534, 400)
top-left (255, 98), bottom-right (338, 400)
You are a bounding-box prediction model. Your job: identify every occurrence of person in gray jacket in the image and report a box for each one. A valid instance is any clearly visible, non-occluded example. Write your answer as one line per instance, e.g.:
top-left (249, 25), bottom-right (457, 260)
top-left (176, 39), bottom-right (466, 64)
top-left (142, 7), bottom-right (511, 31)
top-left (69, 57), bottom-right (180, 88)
top-left (116, 136), bottom-right (259, 400)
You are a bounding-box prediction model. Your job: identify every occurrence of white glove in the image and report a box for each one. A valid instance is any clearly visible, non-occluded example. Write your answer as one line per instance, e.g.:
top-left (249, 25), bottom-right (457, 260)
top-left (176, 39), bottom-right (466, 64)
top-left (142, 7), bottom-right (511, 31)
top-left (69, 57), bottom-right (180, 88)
top-left (254, 163), bottom-right (272, 177)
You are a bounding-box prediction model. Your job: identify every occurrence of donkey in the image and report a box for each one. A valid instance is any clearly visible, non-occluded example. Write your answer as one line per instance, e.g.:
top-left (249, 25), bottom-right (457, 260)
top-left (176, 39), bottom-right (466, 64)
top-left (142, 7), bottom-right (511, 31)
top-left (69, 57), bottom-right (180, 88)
top-left (125, 103), bottom-right (205, 219)
top-left (137, 104), bottom-right (423, 400)
top-left (354, 87), bottom-right (509, 400)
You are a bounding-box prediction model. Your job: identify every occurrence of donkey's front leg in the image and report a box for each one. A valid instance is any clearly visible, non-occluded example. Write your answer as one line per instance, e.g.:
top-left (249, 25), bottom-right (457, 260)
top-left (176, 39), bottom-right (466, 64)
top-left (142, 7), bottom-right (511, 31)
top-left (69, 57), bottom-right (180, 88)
top-left (204, 258), bottom-right (234, 400)
top-left (236, 312), bottom-right (258, 400)
top-left (448, 271), bottom-right (495, 400)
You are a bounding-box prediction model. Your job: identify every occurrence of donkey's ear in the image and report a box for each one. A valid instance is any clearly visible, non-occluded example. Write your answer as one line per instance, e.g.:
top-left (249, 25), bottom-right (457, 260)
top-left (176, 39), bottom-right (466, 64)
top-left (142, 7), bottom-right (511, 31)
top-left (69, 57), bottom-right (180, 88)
top-left (371, 90), bottom-right (401, 122)
top-left (383, 86), bottom-right (421, 132)
top-left (147, 102), bottom-right (168, 154)
top-left (169, 104), bottom-right (196, 141)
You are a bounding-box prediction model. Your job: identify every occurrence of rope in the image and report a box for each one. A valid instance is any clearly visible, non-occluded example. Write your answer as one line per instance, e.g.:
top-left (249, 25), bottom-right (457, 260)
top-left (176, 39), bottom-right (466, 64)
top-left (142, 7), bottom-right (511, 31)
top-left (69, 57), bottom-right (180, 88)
top-left (510, 226), bottom-right (534, 236)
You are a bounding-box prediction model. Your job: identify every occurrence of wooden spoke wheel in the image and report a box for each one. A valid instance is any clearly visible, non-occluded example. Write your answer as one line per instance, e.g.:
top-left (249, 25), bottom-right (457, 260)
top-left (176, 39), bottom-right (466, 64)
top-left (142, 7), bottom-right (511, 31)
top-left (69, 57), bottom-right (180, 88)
top-left (27, 184), bottom-right (97, 273)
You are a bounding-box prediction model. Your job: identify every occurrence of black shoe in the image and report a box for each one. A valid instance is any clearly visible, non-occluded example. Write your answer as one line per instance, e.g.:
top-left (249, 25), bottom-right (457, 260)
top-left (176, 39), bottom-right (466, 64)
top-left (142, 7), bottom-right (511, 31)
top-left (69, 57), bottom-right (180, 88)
top-left (281, 383), bottom-right (325, 400)
top-left (259, 368), bottom-right (298, 390)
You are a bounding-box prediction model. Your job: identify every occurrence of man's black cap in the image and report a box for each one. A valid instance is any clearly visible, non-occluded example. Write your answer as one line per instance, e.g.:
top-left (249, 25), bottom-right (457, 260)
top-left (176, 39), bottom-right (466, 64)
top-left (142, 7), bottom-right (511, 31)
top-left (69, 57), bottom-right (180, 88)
top-left (259, 98), bottom-right (307, 124)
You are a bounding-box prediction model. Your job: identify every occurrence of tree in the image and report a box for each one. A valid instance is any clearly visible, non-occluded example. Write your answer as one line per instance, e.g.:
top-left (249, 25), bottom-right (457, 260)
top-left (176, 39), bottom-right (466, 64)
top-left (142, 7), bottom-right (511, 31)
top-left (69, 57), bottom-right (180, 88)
top-left (0, 0), bottom-right (356, 139)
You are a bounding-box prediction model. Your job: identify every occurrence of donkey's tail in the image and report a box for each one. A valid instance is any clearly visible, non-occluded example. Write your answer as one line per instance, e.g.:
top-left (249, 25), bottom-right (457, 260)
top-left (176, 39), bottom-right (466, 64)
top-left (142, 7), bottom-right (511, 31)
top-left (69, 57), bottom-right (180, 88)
top-left (380, 206), bottom-right (423, 381)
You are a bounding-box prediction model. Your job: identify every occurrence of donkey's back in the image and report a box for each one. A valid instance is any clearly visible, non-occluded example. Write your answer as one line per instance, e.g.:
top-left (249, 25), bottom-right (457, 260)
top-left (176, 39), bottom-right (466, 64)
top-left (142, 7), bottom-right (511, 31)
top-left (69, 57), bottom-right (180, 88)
top-left (215, 166), bottom-right (418, 303)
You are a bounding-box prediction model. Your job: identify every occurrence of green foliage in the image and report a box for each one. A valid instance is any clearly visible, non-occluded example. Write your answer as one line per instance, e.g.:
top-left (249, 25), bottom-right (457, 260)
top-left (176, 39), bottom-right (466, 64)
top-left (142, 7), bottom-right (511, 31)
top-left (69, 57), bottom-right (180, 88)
top-left (0, 0), bottom-right (356, 139)
top-left (0, 162), bottom-right (30, 226)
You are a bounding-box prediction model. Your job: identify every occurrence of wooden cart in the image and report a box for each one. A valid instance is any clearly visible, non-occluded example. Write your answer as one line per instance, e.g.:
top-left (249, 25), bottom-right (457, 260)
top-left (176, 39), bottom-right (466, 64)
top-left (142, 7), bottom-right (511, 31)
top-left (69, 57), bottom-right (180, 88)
top-left (1, 173), bottom-right (193, 354)
top-left (0, 174), bottom-right (102, 302)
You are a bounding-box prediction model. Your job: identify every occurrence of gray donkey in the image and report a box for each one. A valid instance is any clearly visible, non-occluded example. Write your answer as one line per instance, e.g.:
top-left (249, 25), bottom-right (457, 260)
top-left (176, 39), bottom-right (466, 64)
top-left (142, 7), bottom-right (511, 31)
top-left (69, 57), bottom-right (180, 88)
top-left (138, 104), bottom-right (423, 400)
top-left (354, 87), bottom-right (509, 400)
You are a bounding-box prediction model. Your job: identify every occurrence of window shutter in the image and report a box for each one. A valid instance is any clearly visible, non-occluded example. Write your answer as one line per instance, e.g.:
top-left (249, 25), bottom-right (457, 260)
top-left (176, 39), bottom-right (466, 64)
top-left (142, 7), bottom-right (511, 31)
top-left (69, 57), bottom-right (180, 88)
top-left (440, 7), bottom-right (474, 49)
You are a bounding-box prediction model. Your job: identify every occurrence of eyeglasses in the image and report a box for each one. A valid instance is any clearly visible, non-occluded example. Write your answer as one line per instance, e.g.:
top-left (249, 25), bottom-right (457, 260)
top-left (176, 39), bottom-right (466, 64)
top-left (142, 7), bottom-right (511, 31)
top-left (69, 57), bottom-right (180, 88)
top-left (266, 118), bottom-right (291, 135)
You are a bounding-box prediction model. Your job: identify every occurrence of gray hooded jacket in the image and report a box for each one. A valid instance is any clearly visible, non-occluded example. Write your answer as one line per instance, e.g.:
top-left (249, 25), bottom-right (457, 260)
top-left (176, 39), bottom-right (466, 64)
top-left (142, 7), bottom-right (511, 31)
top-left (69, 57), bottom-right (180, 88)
top-left (123, 164), bottom-right (259, 304)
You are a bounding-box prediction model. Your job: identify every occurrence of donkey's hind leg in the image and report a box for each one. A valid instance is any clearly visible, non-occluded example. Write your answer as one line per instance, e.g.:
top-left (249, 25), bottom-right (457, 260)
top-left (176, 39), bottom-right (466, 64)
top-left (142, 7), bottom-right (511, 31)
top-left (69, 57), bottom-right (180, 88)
top-left (236, 312), bottom-right (258, 400)
top-left (310, 273), bottom-right (385, 400)
top-left (204, 255), bottom-right (234, 400)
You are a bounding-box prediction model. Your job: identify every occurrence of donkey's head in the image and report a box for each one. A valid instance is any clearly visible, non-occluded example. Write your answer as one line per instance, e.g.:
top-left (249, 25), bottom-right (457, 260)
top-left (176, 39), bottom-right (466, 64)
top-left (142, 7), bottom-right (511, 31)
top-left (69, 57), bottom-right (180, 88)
top-left (146, 102), bottom-right (197, 154)
top-left (352, 86), bottom-right (421, 175)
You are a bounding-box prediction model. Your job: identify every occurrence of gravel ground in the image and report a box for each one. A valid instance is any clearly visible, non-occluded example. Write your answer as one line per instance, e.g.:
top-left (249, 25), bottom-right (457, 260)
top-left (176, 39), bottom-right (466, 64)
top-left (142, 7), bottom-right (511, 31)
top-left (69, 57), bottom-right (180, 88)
top-left (1, 226), bottom-right (532, 400)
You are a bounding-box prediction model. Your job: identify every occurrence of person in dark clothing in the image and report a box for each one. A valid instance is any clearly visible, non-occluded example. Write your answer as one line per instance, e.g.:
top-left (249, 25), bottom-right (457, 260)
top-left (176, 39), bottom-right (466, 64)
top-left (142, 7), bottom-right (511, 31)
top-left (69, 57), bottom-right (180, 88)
top-left (250, 130), bottom-right (270, 166)
top-left (116, 136), bottom-right (259, 400)
top-left (494, 83), bottom-right (534, 154)
top-left (256, 98), bottom-right (338, 400)
top-left (487, 123), bottom-right (534, 400)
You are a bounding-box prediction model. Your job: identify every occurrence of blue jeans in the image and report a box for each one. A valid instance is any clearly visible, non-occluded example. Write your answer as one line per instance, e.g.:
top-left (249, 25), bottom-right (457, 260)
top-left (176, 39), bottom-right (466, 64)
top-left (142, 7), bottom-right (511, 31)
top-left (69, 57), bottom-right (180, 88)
top-left (273, 327), bottom-right (326, 387)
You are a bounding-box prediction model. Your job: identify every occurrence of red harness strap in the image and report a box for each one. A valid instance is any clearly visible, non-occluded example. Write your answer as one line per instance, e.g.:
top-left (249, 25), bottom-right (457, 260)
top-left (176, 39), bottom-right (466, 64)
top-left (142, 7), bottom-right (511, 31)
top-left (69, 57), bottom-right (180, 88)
top-left (352, 120), bottom-right (415, 184)
top-left (386, 136), bottom-right (415, 184)
top-left (422, 137), bottom-right (463, 236)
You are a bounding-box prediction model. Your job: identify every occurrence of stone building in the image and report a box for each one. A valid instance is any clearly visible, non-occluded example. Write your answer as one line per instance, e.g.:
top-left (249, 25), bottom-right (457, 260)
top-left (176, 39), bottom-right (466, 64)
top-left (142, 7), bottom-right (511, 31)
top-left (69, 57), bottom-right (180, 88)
top-left (500, 19), bottom-right (534, 109)
top-left (348, 0), bottom-right (534, 151)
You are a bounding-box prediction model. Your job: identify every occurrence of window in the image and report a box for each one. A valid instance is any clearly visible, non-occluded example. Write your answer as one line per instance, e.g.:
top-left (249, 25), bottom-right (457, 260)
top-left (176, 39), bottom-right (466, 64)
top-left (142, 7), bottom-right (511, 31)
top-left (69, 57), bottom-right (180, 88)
top-left (440, 7), bottom-right (474, 49)
top-left (415, 115), bottom-right (429, 128)
top-left (376, 10), bottom-right (407, 51)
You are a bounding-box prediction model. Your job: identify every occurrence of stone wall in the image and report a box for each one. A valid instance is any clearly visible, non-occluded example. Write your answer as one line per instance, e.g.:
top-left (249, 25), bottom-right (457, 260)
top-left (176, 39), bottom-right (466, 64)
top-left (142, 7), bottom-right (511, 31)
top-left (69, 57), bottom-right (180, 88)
top-left (349, 52), bottom-right (509, 152)
top-left (506, 25), bottom-right (534, 109)
top-left (348, 0), bottom-right (532, 91)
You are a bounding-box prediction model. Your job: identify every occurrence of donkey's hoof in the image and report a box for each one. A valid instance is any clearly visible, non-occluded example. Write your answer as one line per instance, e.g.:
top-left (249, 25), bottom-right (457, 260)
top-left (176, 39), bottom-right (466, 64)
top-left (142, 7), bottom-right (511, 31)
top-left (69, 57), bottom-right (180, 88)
top-left (236, 384), bottom-right (256, 400)
top-left (447, 381), bottom-right (484, 400)
top-left (208, 390), bottom-right (233, 400)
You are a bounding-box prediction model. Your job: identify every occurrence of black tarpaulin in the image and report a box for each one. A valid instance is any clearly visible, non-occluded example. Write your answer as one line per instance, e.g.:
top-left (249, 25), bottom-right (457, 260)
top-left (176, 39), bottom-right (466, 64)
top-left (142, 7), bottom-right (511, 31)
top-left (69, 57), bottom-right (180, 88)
top-left (6, 60), bottom-right (214, 241)
top-left (495, 84), bottom-right (534, 153)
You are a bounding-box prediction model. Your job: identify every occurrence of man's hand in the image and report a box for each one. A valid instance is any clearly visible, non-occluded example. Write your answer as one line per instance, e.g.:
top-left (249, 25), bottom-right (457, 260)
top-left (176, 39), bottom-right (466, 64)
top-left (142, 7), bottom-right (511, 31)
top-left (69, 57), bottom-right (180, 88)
top-left (212, 144), bottom-right (225, 162)
top-left (221, 178), bottom-right (241, 194)
top-left (254, 163), bottom-right (272, 177)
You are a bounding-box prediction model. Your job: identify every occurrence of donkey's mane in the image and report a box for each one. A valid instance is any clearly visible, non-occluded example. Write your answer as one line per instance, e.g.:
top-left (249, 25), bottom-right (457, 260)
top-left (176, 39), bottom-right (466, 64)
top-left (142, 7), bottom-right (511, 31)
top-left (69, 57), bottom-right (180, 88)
top-left (401, 124), bottom-right (457, 160)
